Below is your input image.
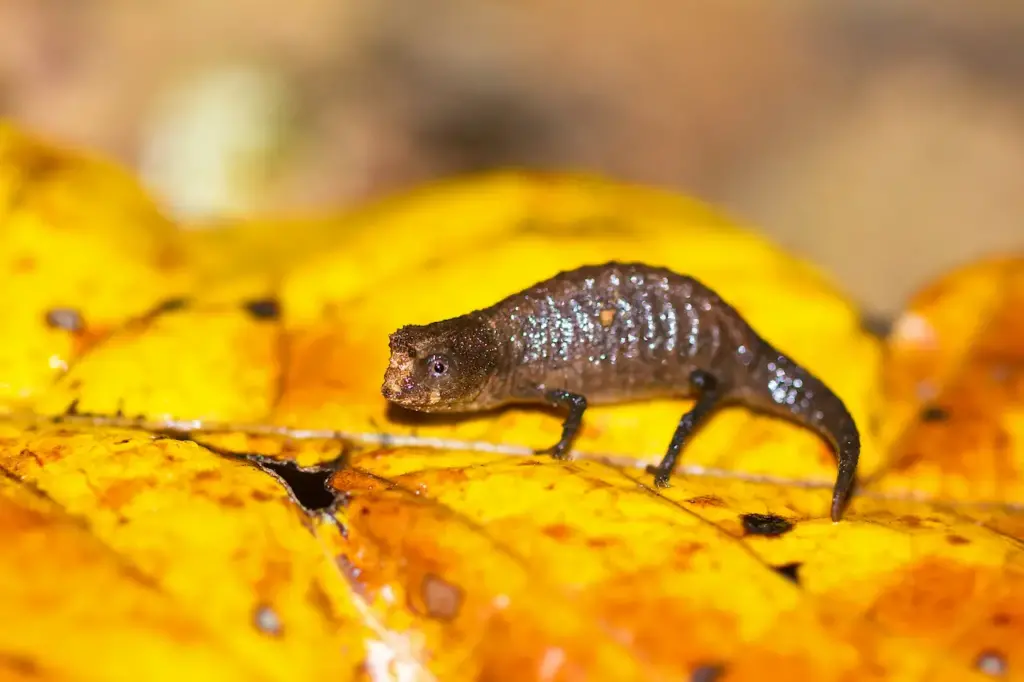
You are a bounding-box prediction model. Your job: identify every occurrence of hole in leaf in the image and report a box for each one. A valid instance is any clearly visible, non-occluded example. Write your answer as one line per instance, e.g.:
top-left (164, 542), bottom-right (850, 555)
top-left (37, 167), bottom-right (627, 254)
top-left (772, 561), bottom-right (802, 584)
top-left (243, 297), bottom-right (281, 320)
top-left (253, 458), bottom-right (339, 513)
top-left (690, 663), bottom-right (725, 682)
top-left (920, 405), bottom-right (950, 422)
top-left (740, 513), bottom-right (794, 537)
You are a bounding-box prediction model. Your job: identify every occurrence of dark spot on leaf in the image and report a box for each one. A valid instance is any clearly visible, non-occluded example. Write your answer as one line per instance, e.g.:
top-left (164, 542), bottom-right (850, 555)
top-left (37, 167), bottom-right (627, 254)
top-left (691, 663), bottom-right (725, 682)
top-left (517, 460), bottom-right (543, 466)
top-left (686, 494), bottom-right (725, 507)
top-left (920, 405), bottom-right (950, 422)
top-left (68, 379), bottom-right (81, 390)
top-left (740, 513), bottom-right (793, 537)
top-left (772, 562), bottom-right (802, 584)
top-left (975, 650), bottom-right (1007, 677)
top-left (946, 534), bottom-right (970, 545)
top-left (64, 399), bottom-right (79, 416)
top-left (45, 307), bottom-right (84, 332)
top-left (253, 604), bottom-right (282, 636)
top-left (992, 613), bottom-right (1012, 626)
top-left (151, 296), bottom-right (190, 316)
top-left (420, 573), bottom-right (463, 621)
top-left (859, 312), bottom-right (893, 339)
top-left (243, 297), bottom-right (281, 320)
top-left (115, 439), bottom-right (131, 445)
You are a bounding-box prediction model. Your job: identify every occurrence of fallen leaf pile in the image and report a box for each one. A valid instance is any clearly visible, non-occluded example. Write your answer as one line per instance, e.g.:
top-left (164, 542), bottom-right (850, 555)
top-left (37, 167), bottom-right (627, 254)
top-left (0, 122), bottom-right (1021, 682)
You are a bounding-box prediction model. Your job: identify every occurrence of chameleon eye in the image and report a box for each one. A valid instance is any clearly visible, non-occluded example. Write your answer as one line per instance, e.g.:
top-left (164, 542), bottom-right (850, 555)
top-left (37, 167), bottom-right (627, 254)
top-left (426, 354), bottom-right (450, 377)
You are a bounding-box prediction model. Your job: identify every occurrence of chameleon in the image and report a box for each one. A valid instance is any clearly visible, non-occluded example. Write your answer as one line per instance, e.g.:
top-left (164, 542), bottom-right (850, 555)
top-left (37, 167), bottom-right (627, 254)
top-left (381, 261), bottom-right (859, 521)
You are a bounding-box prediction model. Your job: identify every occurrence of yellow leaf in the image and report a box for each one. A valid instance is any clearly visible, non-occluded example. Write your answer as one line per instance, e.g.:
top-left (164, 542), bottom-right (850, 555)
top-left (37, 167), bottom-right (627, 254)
top-left (0, 424), bottom-right (374, 681)
top-left (0, 122), bottom-right (1020, 682)
top-left (0, 124), bottom-right (191, 410)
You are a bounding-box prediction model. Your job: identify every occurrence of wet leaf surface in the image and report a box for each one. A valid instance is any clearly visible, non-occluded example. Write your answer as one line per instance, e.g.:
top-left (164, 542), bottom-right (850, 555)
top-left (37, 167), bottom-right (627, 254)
top-left (0, 123), bottom-right (1021, 681)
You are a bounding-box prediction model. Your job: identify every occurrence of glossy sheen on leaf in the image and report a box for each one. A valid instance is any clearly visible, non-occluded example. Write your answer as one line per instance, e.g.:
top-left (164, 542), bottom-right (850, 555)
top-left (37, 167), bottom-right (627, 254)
top-left (0, 123), bottom-right (1021, 682)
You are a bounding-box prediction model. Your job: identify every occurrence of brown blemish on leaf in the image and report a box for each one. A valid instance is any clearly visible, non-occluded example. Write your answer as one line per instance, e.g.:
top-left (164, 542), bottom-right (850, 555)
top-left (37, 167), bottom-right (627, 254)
top-left (329, 469), bottom-right (392, 494)
top-left (419, 573), bottom-right (464, 621)
top-left (586, 536), bottom-right (616, 549)
top-left (251, 488), bottom-right (274, 502)
top-left (542, 523), bottom-right (574, 540)
top-left (218, 493), bottom-right (246, 508)
top-left (867, 559), bottom-right (984, 637)
top-left (686, 495), bottom-right (726, 508)
top-left (946, 534), bottom-right (971, 545)
top-left (192, 470), bottom-right (221, 483)
top-left (673, 542), bottom-right (705, 569)
top-left (897, 514), bottom-right (924, 528)
top-left (0, 651), bottom-right (41, 676)
top-left (401, 467), bottom-right (470, 487)
top-left (992, 613), bottom-right (1013, 627)
top-left (99, 478), bottom-right (152, 512)
top-left (306, 580), bottom-right (343, 626)
top-left (12, 255), bottom-right (36, 272)
top-left (591, 567), bottom-right (740, 669)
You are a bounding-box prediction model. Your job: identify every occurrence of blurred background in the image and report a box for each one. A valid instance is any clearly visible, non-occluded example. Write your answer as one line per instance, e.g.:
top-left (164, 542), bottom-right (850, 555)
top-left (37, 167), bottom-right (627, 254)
top-left (1, 0), bottom-right (1022, 319)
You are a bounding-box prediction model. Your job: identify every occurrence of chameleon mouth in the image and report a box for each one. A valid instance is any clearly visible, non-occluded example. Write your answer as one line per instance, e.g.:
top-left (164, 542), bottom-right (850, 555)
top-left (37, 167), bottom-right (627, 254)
top-left (381, 351), bottom-right (414, 400)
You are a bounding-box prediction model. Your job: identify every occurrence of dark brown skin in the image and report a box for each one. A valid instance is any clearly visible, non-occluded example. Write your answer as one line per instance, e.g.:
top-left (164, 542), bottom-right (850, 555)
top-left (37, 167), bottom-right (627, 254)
top-left (382, 262), bottom-right (859, 521)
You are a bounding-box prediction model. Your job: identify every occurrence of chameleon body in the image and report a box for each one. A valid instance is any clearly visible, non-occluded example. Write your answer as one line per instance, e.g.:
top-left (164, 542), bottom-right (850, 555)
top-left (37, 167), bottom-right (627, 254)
top-left (381, 262), bottom-right (860, 521)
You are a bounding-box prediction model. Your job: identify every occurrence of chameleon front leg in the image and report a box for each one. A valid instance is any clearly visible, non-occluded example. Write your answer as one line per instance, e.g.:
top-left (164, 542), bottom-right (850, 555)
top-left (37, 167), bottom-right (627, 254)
top-left (647, 369), bottom-right (722, 487)
top-left (534, 389), bottom-right (588, 461)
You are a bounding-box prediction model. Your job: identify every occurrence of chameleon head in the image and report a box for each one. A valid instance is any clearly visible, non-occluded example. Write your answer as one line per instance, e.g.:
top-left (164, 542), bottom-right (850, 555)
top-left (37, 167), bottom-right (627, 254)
top-left (381, 315), bottom-right (501, 412)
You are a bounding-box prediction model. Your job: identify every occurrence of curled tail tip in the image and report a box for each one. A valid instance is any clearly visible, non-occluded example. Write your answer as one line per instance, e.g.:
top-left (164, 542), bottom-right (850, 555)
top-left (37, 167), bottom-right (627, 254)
top-left (830, 458), bottom-right (858, 522)
top-left (830, 492), bottom-right (847, 523)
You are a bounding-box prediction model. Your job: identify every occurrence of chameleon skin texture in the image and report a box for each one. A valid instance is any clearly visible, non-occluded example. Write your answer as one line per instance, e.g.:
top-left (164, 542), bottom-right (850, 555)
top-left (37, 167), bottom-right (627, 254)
top-left (382, 262), bottom-right (860, 521)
